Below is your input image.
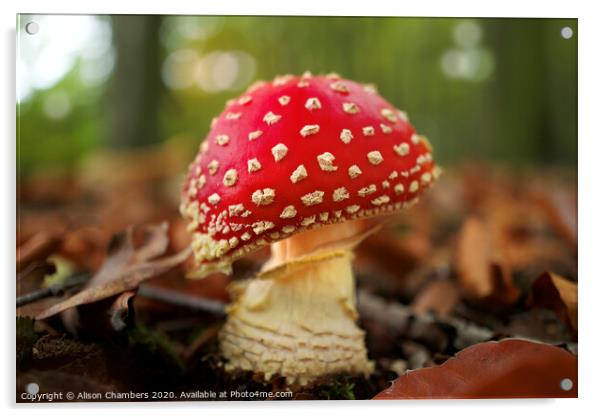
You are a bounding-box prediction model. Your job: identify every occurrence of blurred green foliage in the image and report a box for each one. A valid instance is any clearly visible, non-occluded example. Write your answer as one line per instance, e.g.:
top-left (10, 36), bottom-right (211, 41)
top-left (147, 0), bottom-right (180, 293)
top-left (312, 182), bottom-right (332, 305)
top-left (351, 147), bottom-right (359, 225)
top-left (17, 66), bottom-right (105, 174)
top-left (17, 16), bottom-right (577, 176)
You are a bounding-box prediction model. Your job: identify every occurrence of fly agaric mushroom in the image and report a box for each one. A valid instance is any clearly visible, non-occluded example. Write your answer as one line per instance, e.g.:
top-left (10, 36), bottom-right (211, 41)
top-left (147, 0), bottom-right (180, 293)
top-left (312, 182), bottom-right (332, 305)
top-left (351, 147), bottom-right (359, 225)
top-left (180, 72), bottom-right (439, 385)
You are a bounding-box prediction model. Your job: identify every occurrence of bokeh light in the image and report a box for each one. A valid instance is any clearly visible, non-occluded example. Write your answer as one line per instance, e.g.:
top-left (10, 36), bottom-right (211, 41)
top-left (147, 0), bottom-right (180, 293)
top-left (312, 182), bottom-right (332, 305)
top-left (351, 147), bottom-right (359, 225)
top-left (453, 20), bottom-right (482, 48)
top-left (17, 15), bottom-right (114, 102)
top-left (194, 51), bottom-right (256, 93)
top-left (440, 20), bottom-right (495, 82)
top-left (162, 48), bottom-right (200, 90)
top-left (159, 16), bottom-right (223, 49)
top-left (42, 91), bottom-right (72, 120)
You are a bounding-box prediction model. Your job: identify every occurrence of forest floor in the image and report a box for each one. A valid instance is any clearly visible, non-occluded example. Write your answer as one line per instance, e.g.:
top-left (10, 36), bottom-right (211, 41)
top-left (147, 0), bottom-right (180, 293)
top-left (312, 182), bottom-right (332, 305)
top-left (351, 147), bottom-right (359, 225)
top-left (16, 158), bottom-right (577, 401)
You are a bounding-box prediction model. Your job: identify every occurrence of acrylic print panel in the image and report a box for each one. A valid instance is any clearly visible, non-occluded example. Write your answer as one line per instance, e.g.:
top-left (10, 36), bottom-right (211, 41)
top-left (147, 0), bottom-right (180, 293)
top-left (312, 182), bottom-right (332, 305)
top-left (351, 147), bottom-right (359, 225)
top-left (16, 14), bottom-right (577, 402)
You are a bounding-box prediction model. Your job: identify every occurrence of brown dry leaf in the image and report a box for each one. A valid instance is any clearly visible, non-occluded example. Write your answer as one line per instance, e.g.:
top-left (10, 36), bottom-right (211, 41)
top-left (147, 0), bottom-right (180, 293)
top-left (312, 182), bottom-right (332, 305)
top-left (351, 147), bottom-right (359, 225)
top-left (90, 222), bottom-right (169, 287)
top-left (374, 339), bottom-right (577, 399)
top-left (529, 179), bottom-right (577, 250)
top-left (36, 223), bottom-right (190, 320)
top-left (482, 191), bottom-right (576, 276)
top-left (458, 164), bottom-right (513, 209)
top-left (355, 227), bottom-right (436, 299)
top-left (17, 261), bottom-right (56, 296)
top-left (59, 226), bottom-right (111, 271)
top-left (456, 217), bottom-right (519, 306)
top-left (16, 231), bottom-right (62, 272)
top-left (359, 229), bottom-right (432, 272)
top-left (109, 291), bottom-right (137, 332)
top-left (411, 279), bottom-right (460, 317)
top-left (527, 272), bottom-right (577, 334)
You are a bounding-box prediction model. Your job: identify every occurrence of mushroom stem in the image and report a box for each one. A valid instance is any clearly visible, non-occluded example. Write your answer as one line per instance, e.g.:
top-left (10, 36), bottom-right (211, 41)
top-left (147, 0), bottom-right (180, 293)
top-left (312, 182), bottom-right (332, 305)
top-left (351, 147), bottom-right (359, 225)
top-left (219, 221), bottom-right (377, 385)
top-left (264, 219), bottom-right (378, 270)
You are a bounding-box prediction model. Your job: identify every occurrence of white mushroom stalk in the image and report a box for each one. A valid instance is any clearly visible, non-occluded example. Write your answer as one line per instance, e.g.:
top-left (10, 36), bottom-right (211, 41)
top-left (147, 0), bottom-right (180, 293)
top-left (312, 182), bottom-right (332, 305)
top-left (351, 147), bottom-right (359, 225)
top-left (219, 221), bottom-right (378, 385)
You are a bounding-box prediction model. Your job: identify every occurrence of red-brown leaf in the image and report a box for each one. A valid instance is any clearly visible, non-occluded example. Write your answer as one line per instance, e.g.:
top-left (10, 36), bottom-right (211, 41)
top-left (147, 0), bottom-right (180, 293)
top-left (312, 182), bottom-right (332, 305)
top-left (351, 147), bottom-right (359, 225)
top-left (374, 339), bottom-right (577, 399)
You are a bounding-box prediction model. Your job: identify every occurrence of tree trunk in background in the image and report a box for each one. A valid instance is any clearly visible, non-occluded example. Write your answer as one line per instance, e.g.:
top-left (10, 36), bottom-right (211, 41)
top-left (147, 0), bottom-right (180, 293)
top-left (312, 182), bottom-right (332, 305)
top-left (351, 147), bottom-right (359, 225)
top-left (107, 15), bottom-right (162, 149)
top-left (486, 19), bottom-right (576, 166)
top-left (487, 19), bottom-right (546, 165)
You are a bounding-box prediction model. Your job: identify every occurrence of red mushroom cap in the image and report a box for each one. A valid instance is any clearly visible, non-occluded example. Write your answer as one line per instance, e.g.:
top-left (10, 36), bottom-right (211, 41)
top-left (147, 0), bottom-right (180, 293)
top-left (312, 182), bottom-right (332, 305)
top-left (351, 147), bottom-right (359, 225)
top-left (181, 72), bottom-right (439, 276)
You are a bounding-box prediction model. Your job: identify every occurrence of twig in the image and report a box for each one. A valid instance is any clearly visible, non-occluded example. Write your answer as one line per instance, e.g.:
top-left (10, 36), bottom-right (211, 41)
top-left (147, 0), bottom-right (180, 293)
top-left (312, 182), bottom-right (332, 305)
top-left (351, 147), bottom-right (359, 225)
top-left (357, 289), bottom-right (494, 350)
top-left (137, 284), bottom-right (226, 316)
top-left (16, 272), bottom-right (90, 308)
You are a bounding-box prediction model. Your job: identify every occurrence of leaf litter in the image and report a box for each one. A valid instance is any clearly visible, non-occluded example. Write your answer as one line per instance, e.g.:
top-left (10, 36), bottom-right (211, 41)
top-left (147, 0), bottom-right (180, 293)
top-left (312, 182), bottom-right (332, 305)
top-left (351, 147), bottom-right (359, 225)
top-left (17, 162), bottom-right (577, 401)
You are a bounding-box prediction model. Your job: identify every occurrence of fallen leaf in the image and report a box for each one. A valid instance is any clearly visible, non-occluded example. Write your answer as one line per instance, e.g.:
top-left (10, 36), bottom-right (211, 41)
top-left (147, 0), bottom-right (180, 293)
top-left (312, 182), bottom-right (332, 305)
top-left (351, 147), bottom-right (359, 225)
top-left (411, 279), bottom-right (460, 317)
top-left (359, 229), bottom-right (432, 273)
top-left (502, 308), bottom-right (574, 344)
top-left (132, 222), bottom-right (171, 263)
top-left (91, 222), bottom-right (169, 287)
top-left (16, 260), bottom-right (56, 296)
top-left (530, 180), bottom-right (577, 250)
top-left (456, 217), bottom-right (519, 306)
top-left (356, 229), bottom-right (435, 299)
top-left (36, 249), bottom-right (190, 320)
top-left (483, 192), bottom-right (575, 276)
top-left (374, 339), bottom-right (577, 399)
top-left (16, 231), bottom-right (62, 272)
top-left (527, 272), bottom-right (577, 334)
top-left (36, 223), bottom-right (190, 320)
top-left (59, 226), bottom-right (111, 271)
top-left (109, 291), bottom-right (137, 332)
top-left (17, 260), bottom-right (56, 283)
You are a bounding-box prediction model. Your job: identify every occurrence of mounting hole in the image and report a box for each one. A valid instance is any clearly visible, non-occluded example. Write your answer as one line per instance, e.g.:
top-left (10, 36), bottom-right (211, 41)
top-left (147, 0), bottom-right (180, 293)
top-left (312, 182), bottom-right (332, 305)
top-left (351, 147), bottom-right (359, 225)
top-left (25, 21), bottom-right (39, 35)
top-left (26, 382), bottom-right (39, 395)
top-left (560, 377), bottom-right (573, 391)
top-left (560, 26), bottom-right (573, 39)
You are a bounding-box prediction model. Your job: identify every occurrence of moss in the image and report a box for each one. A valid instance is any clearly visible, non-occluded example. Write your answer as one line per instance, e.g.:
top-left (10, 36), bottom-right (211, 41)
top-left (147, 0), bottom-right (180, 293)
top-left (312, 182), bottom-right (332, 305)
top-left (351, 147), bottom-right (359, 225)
top-left (127, 324), bottom-right (183, 370)
top-left (16, 317), bottom-right (38, 368)
top-left (319, 379), bottom-right (356, 400)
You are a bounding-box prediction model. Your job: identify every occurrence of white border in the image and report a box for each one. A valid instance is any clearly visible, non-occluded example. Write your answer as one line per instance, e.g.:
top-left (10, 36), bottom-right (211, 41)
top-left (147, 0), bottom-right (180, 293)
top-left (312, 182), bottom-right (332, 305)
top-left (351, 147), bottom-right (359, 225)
top-left (3, 1), bottom-right (600, 417)
top-left (7, 0), bottom-right (582, 17)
